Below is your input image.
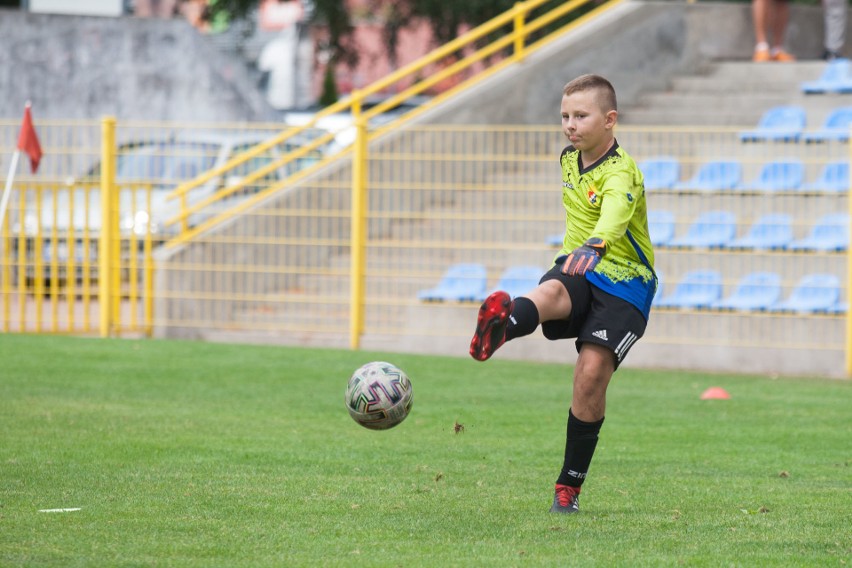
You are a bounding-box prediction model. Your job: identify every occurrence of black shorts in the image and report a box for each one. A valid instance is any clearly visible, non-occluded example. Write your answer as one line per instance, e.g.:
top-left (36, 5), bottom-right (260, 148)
top-left (539, 261), bottom-right (648, 369)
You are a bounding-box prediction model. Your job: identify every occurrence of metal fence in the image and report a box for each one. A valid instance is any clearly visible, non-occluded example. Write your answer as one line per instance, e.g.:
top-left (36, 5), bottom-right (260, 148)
top-left (155, 123), bottom-right (850, 378)
top-left (1, 120), bottom-right (849, 377)
top-left (0, 117), bottom-right (312, 336)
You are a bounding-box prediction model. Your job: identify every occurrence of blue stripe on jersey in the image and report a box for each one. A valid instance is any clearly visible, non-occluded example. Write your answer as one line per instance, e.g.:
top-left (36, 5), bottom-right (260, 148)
top-left (625, 229), bottom-right (655, 277)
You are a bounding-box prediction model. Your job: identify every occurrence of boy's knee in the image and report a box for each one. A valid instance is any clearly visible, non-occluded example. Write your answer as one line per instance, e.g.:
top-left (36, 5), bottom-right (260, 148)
top-left (528, 280), bottom-right (573, 322)
top-left (541, 321), bottom-right (563, 340)
top-left (574, 344), bottom-right (615, 383)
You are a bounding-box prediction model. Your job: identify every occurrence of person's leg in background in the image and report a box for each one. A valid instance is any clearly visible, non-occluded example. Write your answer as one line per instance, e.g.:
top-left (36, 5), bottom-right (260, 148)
top-left (823, 0), bottom-right (848, 60)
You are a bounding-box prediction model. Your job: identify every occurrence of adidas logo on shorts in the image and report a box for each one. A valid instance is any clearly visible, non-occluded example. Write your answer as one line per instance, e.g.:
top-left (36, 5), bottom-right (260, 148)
top-left (592, 329), bottom-right (608, 341)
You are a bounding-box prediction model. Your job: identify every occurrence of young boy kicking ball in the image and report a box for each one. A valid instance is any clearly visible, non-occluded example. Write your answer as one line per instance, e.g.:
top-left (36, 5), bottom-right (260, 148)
top-left (470, 74), bottom-right (657, 514)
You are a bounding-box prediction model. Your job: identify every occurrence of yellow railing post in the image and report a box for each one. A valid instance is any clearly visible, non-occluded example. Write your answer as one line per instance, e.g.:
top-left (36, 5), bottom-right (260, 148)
top-left (180, 193), bottom-right (188, 236)
top-left (847, 138), bottom-right (852, 376)
top-left (144, 188), bottom-right (154, 335)
top-left (1, 202), bottom-right (8, 332)
top-left (349, 90), bottom-right (368, 350)
top-left (110, 150), bottom-right (121, 334)
top-left (34, 188), bottom-right (43, 332)
top-left (99, 116), bottom-right (116, 337)
top-left (16, 192), bottom-right (26, 329)
top-left (67, 186), bottom-right (76, 328)
top-left (513, 2), bottom-right (526, 60)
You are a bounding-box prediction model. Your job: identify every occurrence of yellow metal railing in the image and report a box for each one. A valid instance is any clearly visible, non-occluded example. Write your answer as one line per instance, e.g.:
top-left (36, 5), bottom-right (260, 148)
top-left (6, 0), bottom-right (846, 378)
top-left (162, 0), bottom-right (624, 246)
top-left (99, 117), bottom-right (116, 336)
top-left (2, 120), bottom-right (848, 377)
top-left (349, 115), bottom-right (368, 349)
top-left (149, 123), bottom-right (850, 377)
top-left (1, 118), bottom-right (323, 338)
top-left (847, 139), bottom-right (852, 375)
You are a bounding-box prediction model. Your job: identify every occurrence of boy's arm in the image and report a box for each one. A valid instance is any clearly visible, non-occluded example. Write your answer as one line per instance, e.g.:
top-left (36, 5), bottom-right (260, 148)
top-left (562, 237), bottom-right (607, 276)
top-left (589, 172), bottom-right (637, 244)
top-left (562, 172), bottom-right (637, 276)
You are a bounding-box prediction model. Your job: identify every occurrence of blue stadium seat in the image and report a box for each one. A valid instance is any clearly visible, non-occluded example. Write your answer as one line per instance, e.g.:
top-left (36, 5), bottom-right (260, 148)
top-left (726, 213), bottom-right (793, 250)
top-left (639, 157), bottom-right (680, 190)
top-left (800, 58), bottom-right (852, 94)
top-left (772, 274), bottom-right (841, 313)
top-left (787, 213), bottom-right (850, 251)
top-left (674, 160), bottom-right (742, 191)
top-left (710, 272), bottom-right (782, 311)
top-left (654, 270), bottom-right (723, 309)
top-left (801, 161), bottom-right (849, 192)
top-left (647, 210), bottom-right (675, 246)
top-left (478, 265), bottom-right (542, 301)
top-left (418, 263), bottom-right (487, 302)
top-left (803, 106), bottom-right (852, 143)
top-left (740, 159), bottom-right (805, 192)
top-left (738, 105), bottom-right (806, 142)
top-left (546, 233), bottom-right (564, 247)
top-left (828, 302), bottom-right (849, 314)
top-left (669, 210), bottom-right (736, 249)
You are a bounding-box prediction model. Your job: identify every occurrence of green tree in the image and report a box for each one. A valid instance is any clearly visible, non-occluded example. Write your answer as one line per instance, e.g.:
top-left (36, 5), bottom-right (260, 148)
top-left (318, 65), bottom-right (339, 106)
top-left (367, 0), bottom-right (519, 66)
top-left (207, 0), bottom-right (357, 106)
top-left (206, 0), bottom-right (357, 68)
top-left (378, 0), bottom-right (516, 46)
top-left (207, 0), bottom-right (521, 68)
top-left (207, 0), bottom-right (549, 105)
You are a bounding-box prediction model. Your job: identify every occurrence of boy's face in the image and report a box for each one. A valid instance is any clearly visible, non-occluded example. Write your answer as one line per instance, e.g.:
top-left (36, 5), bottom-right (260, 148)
top-left (560, 90), bottom-right (617, 153)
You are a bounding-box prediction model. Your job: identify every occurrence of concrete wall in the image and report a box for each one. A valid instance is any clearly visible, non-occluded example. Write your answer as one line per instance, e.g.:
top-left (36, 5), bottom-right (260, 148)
top-left (0, 9), bottom-right (279, 122)
top-left (0, 2), bottom-right (840, 123)
top-left (419, 1), bottom-right (833, 127)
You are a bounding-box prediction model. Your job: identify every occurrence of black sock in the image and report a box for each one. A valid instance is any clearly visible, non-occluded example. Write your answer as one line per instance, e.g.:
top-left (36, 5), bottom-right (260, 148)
top-left (506, 296), bottom-right (539, 341)
top-left (556, 408), bottom-right (605, 488)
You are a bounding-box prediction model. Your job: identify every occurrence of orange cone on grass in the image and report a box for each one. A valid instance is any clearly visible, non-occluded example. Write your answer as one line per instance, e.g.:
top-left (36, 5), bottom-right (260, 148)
top-left (700, 387), bottom-right (731, 400)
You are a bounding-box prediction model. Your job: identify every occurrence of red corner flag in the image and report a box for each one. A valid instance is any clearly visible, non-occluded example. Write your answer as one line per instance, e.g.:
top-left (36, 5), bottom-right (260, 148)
top-left (17, 104), bottom-right (42, 174)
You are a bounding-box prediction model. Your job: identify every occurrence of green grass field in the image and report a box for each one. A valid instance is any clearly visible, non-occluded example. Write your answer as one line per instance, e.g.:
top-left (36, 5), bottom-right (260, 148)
top-left (1, 334), bottom-right (849, 567)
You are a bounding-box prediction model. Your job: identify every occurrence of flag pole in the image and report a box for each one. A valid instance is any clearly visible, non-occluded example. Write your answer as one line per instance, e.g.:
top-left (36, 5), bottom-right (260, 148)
top-left (0, 150), bottom-right (21, 236)
top-left (1, 101), bottom-right (42, 236)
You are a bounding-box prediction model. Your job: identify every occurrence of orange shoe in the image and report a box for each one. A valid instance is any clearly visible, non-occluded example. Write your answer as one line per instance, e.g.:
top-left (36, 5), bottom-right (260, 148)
top-left (772, 49), bottom-right (796, 62)
top-left (753, 47), bottom-right (771, 62)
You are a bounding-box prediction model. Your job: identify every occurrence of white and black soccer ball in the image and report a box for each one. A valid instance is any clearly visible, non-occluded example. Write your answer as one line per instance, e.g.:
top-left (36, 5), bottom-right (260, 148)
top-left (345, 361), bottom-right (413, 430)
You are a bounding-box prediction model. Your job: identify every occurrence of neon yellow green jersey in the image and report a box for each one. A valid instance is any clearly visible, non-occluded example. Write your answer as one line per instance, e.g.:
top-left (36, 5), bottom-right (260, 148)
top-left (557, 142), bottom-right (657, 319)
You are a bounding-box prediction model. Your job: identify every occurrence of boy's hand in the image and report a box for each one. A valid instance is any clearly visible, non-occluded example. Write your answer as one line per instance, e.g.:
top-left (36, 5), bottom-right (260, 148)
top-left (561, 238), bottom-right (607, 276)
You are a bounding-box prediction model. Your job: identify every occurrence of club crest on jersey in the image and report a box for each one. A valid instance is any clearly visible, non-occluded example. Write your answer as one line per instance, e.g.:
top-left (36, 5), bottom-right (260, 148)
top-left (587, 190), bottom-right (598, 204)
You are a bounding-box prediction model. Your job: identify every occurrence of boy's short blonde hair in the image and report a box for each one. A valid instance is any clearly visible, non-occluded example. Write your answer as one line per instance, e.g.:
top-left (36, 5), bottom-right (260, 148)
top-left (562, 74), bottom-right (618, 113)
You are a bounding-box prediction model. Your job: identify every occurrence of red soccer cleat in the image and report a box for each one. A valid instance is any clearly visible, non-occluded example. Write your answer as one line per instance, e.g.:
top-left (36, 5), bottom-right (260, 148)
top-left (469, 291), bottom-right (513, 361)
top-left (549, 484), bottom-right (580, 514)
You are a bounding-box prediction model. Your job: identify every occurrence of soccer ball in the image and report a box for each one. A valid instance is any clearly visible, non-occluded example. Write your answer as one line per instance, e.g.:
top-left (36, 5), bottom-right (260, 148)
top-left (345, 361), bottom-right (413, 430)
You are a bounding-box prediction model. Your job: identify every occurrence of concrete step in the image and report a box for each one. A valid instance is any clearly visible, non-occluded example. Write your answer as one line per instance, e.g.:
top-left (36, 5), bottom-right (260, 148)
top-left (621, 110), bottom-right (765, 126)
top-left (621, 107), bottom-right (852, 127)
top-left (621, 60), bottom-right (852, 126)
top-left (635, 92), bottom-right (795, 113)
top-left (689, 61), bottom-right (826, 83)
top-left (633, 91), bottom-right (852, 114)
top-left (669, 75), bottom-right (817, 95)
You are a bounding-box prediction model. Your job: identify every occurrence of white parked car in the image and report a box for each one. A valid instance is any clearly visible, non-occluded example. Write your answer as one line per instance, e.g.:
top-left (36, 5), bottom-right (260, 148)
top-left (283, 95), bottom-right (432, 154)
top-left (14, 129), bottom-right (323, 284)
